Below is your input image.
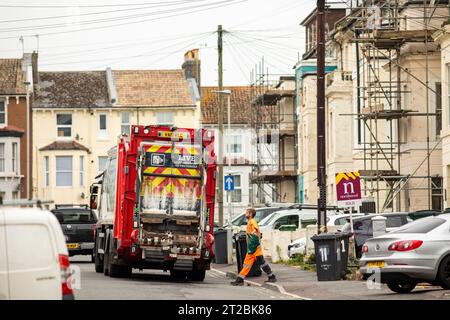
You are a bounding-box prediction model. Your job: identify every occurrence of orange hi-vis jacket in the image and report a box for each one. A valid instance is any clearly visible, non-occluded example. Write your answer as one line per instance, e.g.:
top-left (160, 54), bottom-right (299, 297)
top-left (246, 218), bottom-right (263, 257)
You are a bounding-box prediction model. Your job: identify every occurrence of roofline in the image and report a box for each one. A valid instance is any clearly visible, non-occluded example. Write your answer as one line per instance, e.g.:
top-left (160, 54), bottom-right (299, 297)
top-left (38, 68), bottom-right (185, 73)
top-left (201, 85), bottom-right (253, 88)
top-left (300, 7), bottom-right (346, 26)
top-left (0, 93), bottom-right (27, 97)
top-left (33, 105), bottom-right (196, 110)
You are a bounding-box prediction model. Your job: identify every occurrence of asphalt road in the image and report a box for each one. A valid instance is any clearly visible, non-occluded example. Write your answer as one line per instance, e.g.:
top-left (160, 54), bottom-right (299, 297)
top-left (70, 256), bottom-right (293, 300)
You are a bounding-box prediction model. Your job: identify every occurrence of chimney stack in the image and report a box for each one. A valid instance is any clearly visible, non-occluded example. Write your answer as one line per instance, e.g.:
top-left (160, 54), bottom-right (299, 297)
top-left (31, 51), bottom-right (39, 84)
top-left (182, 49), bottom-right (201, 92)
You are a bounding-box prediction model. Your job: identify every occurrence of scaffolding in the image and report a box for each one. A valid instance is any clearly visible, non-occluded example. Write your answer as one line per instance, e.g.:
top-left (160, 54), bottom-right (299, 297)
top-left (248, 58), bottom-right (298, 205)
top-left (340, 0), bottom-right (447, 212)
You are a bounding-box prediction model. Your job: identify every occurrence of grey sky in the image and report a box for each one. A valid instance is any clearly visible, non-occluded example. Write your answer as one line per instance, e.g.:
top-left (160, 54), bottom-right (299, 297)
top-left (0, 0), bottom-right (316, 85)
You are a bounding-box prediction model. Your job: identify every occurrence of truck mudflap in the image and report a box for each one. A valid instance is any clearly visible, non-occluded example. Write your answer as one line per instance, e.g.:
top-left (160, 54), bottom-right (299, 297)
top-left (173, 258), bottom-right (193, 271)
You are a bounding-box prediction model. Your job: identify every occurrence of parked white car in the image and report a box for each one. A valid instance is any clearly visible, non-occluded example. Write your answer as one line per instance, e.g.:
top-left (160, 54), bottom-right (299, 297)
top-left (287, 213), bottom-right (364, 258)
top-left (226, 206), bottom-right (291, 234)
top-left (259, 208), bottom-right (340, 236)
top-left (0, 207), bottom-right (74, 300)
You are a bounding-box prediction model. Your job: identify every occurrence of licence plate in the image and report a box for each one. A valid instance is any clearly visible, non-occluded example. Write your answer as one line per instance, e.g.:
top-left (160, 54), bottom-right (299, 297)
top-left (367, 261), bottom-right (385, 268)
top-left (67, 243), bottom-right (80, 249)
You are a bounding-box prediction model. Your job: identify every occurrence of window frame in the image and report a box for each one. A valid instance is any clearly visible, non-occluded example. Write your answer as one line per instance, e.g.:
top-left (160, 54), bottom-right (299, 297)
top-left (12, 142), bottom-right (18, 174)
top-left (121, 112), bottom-right (131, 135)
top-left (230, 174), bottom-right (242, 203)
top-left (98, 113), bottom-right (108, 140)
top-left (0, 100), bottom-right (6, 128)
top-left (156, 111), bottom-right (174, 126)
top-left (435, 82), bottom-right (442, 137)
top-left (0, 142), bottom-right (5, 172)
top-left (56, 113), bottom-right (73, 139)
top-left (55, 156), bottom-right (73, 187)
top-left (79, 155), bottom-right (85, 187)
top-left (447, 63), bottom-right (450, 126)
top-left (44, 156), bottom-right (49, 187)
top-left (98, 156), bottom-right (108, 174)
top-left (226, 135), bottom-right (243, 155)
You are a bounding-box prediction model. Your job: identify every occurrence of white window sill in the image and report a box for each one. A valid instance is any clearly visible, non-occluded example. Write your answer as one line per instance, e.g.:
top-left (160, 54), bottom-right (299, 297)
top-left (0, 173), bottom-right (23, 178)
top-left (55, 186), bottom-right (73, 188)
top-left (55, 137), bottom-right (74, 141)
top-left (97, 132), bottom-right (109, 141)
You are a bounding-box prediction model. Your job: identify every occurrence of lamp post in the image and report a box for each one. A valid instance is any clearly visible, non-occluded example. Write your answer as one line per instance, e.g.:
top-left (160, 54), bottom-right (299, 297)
top-left (214, 89), bottom-right (232, 222)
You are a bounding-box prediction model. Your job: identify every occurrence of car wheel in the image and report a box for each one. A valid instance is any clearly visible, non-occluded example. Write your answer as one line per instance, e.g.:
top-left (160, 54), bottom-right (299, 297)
top-left (386, 281), bottom-right (417, 294)
top-left (437, 255), bottom-right (450, 290)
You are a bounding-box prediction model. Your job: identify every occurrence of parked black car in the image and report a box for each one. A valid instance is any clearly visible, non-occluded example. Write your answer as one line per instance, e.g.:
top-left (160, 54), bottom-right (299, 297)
top-left (51, 205), bottom-right (97, 261)
top-left (340, 212), bottom-right (412, 258)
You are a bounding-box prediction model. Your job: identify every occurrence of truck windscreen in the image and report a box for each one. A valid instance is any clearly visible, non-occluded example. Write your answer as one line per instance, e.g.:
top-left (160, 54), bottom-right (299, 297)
top-left (140, 142), bottom-right (202, 216)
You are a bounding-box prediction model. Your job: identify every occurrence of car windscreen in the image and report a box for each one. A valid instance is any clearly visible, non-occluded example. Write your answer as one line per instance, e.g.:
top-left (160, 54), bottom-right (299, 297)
top-left (259, 212), bottom-right (281, 226)
top-left (393, 217), bottom-right (446, 234)
top-left (52, 210), bottom-right (96, 224)
top-left (255, 208), bottom-right (279, 222)
top-left (340, 219), bottom-right (365, 233)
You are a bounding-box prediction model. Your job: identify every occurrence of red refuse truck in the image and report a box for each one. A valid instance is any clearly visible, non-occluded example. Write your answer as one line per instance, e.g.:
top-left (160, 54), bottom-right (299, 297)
top-left (91, 125), bottom-right (216, 281)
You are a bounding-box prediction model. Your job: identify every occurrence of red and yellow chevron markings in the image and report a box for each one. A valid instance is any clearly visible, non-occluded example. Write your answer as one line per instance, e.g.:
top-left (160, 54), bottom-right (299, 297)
top-left (335, 171), bottom-right (360, 185)
top-left (144, 166), bottom-right (200, 177)
top-left (144, 143), bottom-right (201, 177)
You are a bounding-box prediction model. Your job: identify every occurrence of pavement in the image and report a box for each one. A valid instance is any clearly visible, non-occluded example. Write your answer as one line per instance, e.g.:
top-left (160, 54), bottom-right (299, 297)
top-left (211, 261), bottom-right (450, 300)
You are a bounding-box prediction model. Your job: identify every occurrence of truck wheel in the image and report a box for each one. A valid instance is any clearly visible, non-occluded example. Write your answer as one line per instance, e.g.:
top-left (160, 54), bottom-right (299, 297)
top-left (386, 281), bottom-right (416, 294)
top-left (170, 270), bottom-right (188, 281)
top-left (188, 270), bottom-right (206, 282)
top-left (94, 252), bottom-right (103, 273)
top-left (109, 263), bottom-right (122, 278)
top-left (110, 263), bottom-right (132, 278)
top-left (437, 255), bottom-right (450, 290)
top-left (103, 250), bottom-right (110, 276)
top-left (103, 233), bottom-right (111, 276)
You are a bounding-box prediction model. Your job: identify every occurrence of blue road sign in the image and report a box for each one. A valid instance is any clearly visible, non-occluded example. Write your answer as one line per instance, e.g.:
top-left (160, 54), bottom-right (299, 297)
top-left (224, 175), bottom-right (235, 191)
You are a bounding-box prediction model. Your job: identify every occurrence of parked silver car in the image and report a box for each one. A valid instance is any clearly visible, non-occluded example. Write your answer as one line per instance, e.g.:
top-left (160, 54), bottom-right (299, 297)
top-left (360, 214), bottom-right (450, 293)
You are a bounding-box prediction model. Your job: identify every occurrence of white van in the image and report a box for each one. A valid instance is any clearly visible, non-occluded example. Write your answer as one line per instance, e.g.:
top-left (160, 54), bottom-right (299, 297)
top-left (0, 207), bottom-right (74, 300)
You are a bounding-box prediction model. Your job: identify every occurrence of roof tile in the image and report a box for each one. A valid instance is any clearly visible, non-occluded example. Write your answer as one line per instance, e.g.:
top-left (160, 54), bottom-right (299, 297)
top-left (34, 71), bottom-right (110, 109)
top-left (0, 59), bottom-right (27, 95)
top-left (114, 70), bottom-right (195, 107)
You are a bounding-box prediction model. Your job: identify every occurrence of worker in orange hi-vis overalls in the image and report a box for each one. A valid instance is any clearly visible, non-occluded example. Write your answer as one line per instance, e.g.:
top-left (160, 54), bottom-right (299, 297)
top-left (230, 208), bottom-right (277, 286)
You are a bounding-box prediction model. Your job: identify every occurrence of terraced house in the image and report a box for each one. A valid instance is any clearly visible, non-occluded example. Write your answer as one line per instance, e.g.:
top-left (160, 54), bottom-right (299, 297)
top-left (0, 53), bottom-right (37, 201)
top-left (33, 59), bottom-right (200, 206)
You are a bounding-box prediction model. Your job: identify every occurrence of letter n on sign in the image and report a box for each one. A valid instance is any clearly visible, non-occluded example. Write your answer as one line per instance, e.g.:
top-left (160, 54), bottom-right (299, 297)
top-left (336, 171), bottom-right (362, 208)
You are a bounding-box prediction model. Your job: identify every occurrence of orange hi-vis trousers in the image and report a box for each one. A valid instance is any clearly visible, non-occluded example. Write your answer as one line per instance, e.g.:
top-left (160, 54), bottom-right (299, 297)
top-left (238, 249), bottom-right (273, 279)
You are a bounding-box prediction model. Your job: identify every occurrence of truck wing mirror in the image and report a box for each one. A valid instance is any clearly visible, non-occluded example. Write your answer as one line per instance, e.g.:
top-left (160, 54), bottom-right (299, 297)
top-left (90, 195), bottom-right (98, 210)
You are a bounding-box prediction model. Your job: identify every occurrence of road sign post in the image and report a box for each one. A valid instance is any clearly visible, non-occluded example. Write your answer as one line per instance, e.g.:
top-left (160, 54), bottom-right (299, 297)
top-left (336, 171), bottom-right (362, 260)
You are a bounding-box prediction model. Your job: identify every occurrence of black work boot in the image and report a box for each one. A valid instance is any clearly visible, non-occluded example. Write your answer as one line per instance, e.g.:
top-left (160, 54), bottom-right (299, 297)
top-left (230, 277), bottom-right (244, 286)
top-left (266, 274), bottom-right (277, 283)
